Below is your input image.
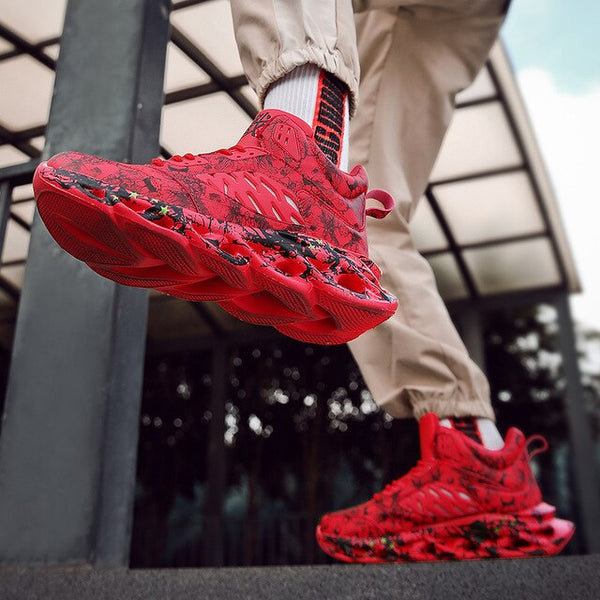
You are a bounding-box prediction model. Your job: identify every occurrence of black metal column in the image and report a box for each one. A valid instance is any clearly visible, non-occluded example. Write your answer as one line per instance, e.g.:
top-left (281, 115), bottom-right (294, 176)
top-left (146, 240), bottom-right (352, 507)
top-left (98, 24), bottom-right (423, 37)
top-left (554, 293), bottom-right (600, 553)
top-left (0, 182), bottom-right (12, 255)
top-left (0, 0), bottom-right (170, 566)
top-left (203, 341), bottom-right (227, 567)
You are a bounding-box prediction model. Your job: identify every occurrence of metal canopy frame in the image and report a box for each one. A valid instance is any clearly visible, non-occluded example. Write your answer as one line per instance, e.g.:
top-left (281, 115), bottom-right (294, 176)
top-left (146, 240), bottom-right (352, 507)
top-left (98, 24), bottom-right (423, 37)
top-left (0, 0), bottom-right (597, 565)
top-left (0, 1), bottom-right (579, 307)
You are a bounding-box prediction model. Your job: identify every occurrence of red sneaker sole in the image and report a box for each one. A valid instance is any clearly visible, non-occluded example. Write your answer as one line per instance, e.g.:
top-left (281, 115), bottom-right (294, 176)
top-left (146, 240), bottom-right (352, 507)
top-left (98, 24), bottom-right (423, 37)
top-left (34, 163), bottom-right (397, 345)
top-left (316, 502), bottom-right (575, 562)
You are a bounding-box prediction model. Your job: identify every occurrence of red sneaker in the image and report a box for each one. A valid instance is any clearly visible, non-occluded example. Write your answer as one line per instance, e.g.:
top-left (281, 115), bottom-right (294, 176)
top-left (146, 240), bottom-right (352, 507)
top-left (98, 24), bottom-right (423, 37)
top-left (33, 109), bottom-right (396, 345)
top-left (316, 413), bottom-right (574, 562)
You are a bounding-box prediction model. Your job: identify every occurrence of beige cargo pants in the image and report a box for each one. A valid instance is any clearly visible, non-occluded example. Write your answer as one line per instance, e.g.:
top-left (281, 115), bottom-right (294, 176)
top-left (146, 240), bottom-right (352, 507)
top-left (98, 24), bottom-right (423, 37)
top-left (231, 0), bottom-right (509, 421)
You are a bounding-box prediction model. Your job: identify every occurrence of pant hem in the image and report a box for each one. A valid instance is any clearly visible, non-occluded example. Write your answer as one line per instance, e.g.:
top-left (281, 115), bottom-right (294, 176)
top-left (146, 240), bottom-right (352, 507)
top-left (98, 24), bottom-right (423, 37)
top-left (255, 46), bottom-right (360, 116)
top-left (379, 394), bottom-right (495, 422)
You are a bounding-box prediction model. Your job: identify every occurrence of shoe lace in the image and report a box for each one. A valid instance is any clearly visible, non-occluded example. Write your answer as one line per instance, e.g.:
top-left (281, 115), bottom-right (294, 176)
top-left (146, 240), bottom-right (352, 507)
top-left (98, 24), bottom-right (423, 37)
top-left (373, 459), bottom-right (433, 501)
top-left (151, 145), bottom-right (248, 167)
top-left (526, 434), bottom-right (549, 459)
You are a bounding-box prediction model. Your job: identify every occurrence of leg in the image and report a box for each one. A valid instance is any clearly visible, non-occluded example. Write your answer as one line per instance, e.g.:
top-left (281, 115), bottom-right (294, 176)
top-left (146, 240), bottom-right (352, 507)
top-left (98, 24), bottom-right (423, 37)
top-left (348, 2), bottom-right (508, 421)
top-left (232, 0), bottom-right (359, 171)
top-left (317, 0), bottom-right (574, 562)
top-left (231, 0), bottom-right (360, 113)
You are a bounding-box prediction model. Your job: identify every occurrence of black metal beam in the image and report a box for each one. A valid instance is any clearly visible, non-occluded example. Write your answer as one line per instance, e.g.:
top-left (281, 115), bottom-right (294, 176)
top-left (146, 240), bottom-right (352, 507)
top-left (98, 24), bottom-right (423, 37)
top-left (8, 212), bottom-right (31, 233)
top-left (10, 125), bottom-right (46, 142)
top-left (429, 164), bottom-right (524, 188)
top-left (0, 35), bottom-right (60, 63)
top-left (0, 159), bottom-right (40, 187)
top-left (455, 95), bottom-right (499, 110)
top-left (553, 293), bottom-right (600, 553)
top-left (445, 285), bottom-right (566, 313)
top-left (0, 0), bottom-right (171, 567)
top-left (0, 183), bottom-right (19, 304)
top-left (0, 23), bottom-right (56, 70)
top-left (425, 187), bottom-right (478, 298)
top-left (190, 302), bottom-right (227, 334)
top-left (0, 259), bottom-right (26, 268)
top-left (0, 182), bottom-right (12, 254)
top-left (0, 276), bottom-right (19, 303)
top-left (203, 340), bottom-right (227, 567)
top-left (171, 26), bottom-right (257, 119)
top-left (0, 124), bottom-right (41, 159)
top-left (172, 0), bottom-right (214, 10)
top-left (421, 231), bottom-right (550, 259)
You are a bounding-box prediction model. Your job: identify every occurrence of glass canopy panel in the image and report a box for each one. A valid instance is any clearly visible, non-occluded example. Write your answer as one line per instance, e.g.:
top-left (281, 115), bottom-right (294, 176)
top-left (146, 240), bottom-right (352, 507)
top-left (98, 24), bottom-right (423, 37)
top-left (43, 44), bottom-right (60, 61)
top-left (1, 220), bottom-right (30, 263)
top-left (0, 55), bottom-right (55, 130)
top-left (171, 0), bottom-right (244, 78)
top-left (455, 66), bottom-right (496, 105)
top-left (161, 92), bottom-right (251, 154)
top-left (434, 171), bottom-right (546, 245)
top-left (427, 253), bottom-right (469, 300)
top-left (240, 85), bottom-right (260, 111)
top-left (11, 184), bottom-right (34, 202)
top-left (430, 102), bottom-right (522, 182)
top-left (463, 238), bottom-right (561, 295)
top-left (1, 265), bottom-right (26, 288)
top-left (410, 197), bottom-right (448, 252)
top-left (0, 146), bottom-right (29, 169)
top-left (1, 0), bottom-right (67, 43)
top-left (11, 200), bottom-right (36, 226)
top-left (164, 42), bottom-right (211, 94)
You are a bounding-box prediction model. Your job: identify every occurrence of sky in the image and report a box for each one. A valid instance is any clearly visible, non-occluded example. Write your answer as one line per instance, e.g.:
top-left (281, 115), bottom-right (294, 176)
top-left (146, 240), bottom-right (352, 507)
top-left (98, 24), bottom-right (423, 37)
top-left (502, 0), bottom-right (600, 331)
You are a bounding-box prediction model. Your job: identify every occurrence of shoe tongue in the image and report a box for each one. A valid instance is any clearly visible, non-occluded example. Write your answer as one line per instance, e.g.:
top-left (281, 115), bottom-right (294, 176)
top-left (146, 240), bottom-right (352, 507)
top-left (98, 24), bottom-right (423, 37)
top-left (418, 413), bottom-right (440, 460)
top-left (241, 109), bottom-right (314, 141)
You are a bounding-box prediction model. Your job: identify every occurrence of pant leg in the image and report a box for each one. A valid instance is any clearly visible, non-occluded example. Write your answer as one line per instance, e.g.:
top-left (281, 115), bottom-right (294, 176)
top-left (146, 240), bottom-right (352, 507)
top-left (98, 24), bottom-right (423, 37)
top-left (231, 0), bottom-right (506, 421)
top-left (230, 0), bottom-right (360, 115)
top-left (347, 1), bottom-right (509, 420)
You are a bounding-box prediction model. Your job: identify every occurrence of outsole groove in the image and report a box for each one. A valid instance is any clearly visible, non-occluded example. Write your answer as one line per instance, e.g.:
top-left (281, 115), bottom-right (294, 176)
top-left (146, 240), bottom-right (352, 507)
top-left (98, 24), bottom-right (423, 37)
top-left (120, 218), bottom-right (199, 276)
top-left (40, 193), bottom-right (136, 266)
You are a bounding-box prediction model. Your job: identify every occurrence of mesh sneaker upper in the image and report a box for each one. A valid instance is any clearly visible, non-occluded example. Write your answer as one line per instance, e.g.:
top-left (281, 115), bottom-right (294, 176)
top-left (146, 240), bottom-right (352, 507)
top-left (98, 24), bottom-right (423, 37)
top-left (318, 413), bottom-right (542, 539)
top-left (47, 109), bottom-right (381, 258)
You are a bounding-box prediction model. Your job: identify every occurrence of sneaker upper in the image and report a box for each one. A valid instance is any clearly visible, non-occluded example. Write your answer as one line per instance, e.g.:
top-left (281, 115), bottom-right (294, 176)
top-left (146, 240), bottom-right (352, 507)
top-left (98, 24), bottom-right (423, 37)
top-left (318, 413), bottom-right (542, 539)
top-left (46, 109), bottom-right (387, 259)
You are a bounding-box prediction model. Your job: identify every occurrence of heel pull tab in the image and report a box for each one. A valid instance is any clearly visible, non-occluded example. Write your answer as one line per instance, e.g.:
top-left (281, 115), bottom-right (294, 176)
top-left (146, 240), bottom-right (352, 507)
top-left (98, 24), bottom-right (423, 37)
top-left (365, 189), bottom-right (394, 219)
top-left (526, 434), bottom-right (549, 459)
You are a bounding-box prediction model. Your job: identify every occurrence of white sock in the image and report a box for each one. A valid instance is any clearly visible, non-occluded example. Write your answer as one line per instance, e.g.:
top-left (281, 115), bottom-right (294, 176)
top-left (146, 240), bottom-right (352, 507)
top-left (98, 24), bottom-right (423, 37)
top-left (476, 418), bottom-right (504, 450)
top-left (263, 64), bottom-right (350, 171)
top-left (440, 417), bottom-right (504, 450)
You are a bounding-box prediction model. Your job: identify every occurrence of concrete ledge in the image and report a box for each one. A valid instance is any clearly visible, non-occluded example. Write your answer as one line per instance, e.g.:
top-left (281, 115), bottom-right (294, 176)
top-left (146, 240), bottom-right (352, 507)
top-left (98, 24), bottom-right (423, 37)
top-left (1, 554), bottom-right (598, 600)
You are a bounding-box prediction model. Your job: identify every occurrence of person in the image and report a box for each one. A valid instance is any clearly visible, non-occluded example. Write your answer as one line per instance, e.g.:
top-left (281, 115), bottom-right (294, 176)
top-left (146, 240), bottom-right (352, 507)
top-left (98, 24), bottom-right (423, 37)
top-left (32, 0), bottom-right (574, 561)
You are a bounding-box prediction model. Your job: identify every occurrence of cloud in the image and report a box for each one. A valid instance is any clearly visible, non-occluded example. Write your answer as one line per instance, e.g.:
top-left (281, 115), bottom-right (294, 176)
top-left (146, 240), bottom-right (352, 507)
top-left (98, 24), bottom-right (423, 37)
top-left (503, 2), bottom-right (600, 93)
top-left (516, 68), bottom-right (600, 330)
